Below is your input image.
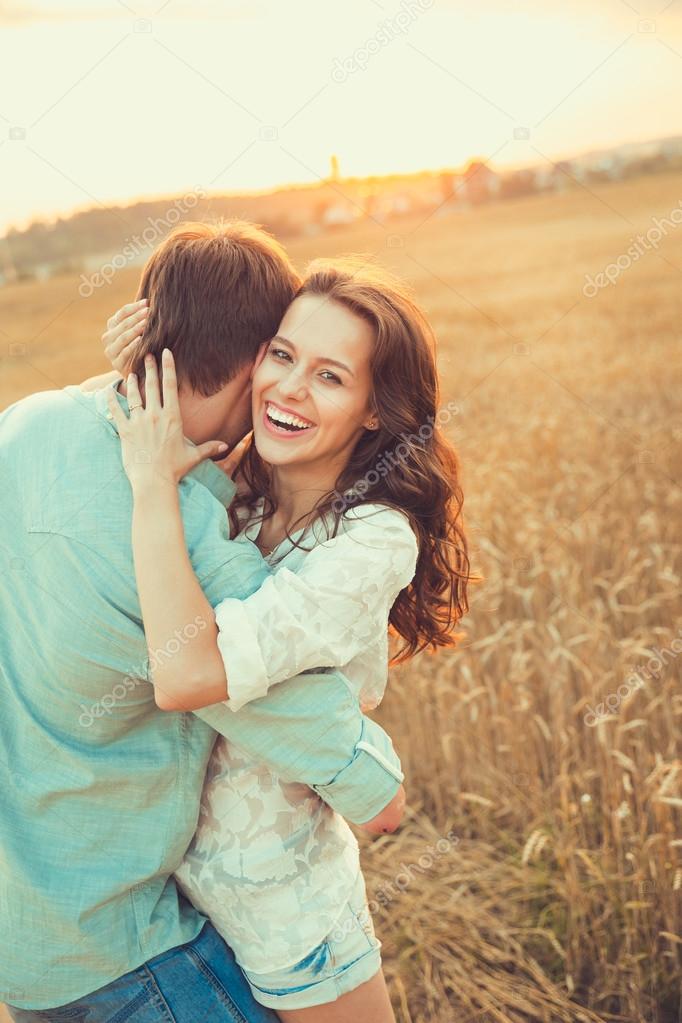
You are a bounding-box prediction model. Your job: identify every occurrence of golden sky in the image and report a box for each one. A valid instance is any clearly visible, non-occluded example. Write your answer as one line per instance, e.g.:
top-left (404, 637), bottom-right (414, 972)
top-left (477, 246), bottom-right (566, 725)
top-left (1, 0), bottom-right (682, 233)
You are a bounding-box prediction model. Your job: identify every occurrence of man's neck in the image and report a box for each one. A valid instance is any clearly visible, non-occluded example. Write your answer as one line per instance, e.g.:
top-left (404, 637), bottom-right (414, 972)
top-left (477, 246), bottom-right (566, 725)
top-left (116, 375), bottom-right (204, 446)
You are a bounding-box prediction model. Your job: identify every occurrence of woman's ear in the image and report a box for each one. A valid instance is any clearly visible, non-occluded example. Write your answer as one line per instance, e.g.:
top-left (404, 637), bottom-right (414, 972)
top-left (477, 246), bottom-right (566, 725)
top-left (251, 341), bottom-right (269, 380)
top-left (365, 412), bottom-right (380, 431)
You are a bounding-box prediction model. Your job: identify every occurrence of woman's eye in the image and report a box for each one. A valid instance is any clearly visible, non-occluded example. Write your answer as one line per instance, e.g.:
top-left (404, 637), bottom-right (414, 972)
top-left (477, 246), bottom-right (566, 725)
top-left (319, 370), bottom-right (342, 385)
top-left (269, 347), bottom-right (291, 362)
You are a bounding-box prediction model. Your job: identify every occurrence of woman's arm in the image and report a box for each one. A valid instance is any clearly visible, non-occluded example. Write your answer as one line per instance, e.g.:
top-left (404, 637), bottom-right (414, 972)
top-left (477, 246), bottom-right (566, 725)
top-left (80, 369), bottom-right (122, 392)
top-left (106, 350), bottom-right (232, 711)
top-left (130, 483), bottom-right (231, 710)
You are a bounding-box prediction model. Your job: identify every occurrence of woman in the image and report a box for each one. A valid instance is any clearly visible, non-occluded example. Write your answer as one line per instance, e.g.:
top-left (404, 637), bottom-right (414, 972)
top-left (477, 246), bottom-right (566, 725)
top-left (103, 259), bottom-right (470, 1021)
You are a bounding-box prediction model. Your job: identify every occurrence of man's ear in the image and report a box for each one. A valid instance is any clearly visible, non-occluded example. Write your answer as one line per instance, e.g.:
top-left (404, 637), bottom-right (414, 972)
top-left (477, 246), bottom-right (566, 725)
top-left (250, 341), bottom-right (269, 380)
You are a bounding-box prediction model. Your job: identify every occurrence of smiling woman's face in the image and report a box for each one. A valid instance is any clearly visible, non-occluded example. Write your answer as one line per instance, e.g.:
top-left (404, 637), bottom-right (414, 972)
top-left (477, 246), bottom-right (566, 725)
top-left (251, 293), bottom-right (378, 477)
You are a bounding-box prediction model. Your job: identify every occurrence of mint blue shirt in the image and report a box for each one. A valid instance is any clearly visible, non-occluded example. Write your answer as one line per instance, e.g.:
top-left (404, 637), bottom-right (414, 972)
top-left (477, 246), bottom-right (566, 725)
top-left (0, 380), bottom-right (403, 1010)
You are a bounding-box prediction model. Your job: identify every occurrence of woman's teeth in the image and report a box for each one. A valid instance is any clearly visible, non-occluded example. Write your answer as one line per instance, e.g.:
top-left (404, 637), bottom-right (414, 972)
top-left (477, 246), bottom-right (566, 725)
top-left (265, 403), bottom-right (313, 432)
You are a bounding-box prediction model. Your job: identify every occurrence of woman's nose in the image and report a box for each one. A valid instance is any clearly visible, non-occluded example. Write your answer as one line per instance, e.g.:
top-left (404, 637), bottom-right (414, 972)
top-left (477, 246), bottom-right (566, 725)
top-left (279, 369), bottom-right (308, 401)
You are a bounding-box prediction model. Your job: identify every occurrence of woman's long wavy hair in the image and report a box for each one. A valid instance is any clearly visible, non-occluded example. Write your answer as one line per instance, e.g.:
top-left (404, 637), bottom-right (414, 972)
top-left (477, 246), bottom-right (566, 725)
top-left (231, 257), bottom-right (472, 663)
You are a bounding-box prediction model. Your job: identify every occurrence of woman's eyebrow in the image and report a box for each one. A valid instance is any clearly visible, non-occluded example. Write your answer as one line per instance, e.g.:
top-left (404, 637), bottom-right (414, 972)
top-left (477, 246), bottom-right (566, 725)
top-left (272, 335), bottom-right (355, 377)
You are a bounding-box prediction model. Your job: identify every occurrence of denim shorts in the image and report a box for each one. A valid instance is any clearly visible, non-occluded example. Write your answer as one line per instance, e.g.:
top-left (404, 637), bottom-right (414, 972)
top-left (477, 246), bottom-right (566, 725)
top-left (5, 920), bottom-right (277, 1023)
top-left (242, 871), bottom-right (382, 1010)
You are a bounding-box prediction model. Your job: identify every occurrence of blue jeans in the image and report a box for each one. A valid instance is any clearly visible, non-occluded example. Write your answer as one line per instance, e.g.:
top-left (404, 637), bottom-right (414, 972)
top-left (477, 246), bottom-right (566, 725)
top-left (6, 921), bottom-right (278, 1023)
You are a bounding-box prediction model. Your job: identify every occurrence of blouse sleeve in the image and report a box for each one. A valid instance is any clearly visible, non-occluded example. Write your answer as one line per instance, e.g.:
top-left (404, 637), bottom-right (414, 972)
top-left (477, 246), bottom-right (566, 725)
top-left (214, 505), bottom-right (419, 712)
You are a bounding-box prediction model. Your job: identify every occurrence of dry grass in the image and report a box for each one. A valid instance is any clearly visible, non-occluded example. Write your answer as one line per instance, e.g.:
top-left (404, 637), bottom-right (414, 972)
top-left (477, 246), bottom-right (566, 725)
top-left (1, 171), bottom-right (680, 1022)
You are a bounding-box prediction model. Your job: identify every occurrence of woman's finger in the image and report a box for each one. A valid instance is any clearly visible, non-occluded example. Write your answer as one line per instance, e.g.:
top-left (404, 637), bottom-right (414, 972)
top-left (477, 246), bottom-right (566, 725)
top-left (116, 300), bottom-right (147, 325)
top-left (105, 301), bottom-right (147, 340)
top-left (104, 316), bottom-right (147, 359)
top-left (127, 373), bottom-right (144, 415)
top-left (104, 307), bottom-right (147, 347)
top-left (114, 339), bottom-right (143, 370)
top-left (160, 349), bottom-right (179, 414)
top-left (143, 354), bottom-right (161, 412)
top-left (123, 306), bottom-right (148, 331)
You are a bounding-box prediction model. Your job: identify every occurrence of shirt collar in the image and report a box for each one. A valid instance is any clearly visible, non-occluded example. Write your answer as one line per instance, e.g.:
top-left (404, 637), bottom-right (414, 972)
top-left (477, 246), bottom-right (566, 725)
top-left (93, 376), bottom-right (237, 508)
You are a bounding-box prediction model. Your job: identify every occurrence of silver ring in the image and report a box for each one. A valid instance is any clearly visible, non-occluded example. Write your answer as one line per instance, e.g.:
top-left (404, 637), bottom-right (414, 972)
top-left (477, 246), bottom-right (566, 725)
top-left (128, 402), bottom-right (143, 412)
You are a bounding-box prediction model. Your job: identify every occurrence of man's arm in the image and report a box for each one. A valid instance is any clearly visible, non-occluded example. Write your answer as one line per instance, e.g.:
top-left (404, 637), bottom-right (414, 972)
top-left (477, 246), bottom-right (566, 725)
top-left (191, 674), bottom-right (404, 827)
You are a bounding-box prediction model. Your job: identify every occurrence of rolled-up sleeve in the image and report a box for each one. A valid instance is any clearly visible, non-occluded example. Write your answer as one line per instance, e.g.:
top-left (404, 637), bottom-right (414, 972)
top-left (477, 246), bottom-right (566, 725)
top-left (214, 598), bottom-right (271, 708)
top-left (192, 670), bottom-right (403, 824)
top-left (312, 717), bottom-right (404, 823)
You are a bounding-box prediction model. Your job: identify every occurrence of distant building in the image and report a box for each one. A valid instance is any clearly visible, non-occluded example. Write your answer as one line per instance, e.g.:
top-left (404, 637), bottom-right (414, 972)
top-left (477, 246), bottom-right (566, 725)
top-left (661, 136), bottom-right (682, 160)
top-left (434, 171), bottom-right (458, 212)
top-left (554, 161), bottom-right (573, 185)
top-left (0, 241), bottom-right (17, 286)
top-left (461, 161), bottom-right (501, 205)
top-left (566, 151), bottom-right (626, 185)
top-left (369, 193), bottom-right (412, 220)
top-left (530, 162), bottom-right (573, 193)
top-left (321, 202), bottom-right (356, 228)
top-left (34, 263), bottom-right (53, 282)
top-left (359, 177), bottom-right (445, 223)
top-left (590, 154), bottom-right (624, 180)
top-left (532, 166), bottom-right (553, 191)
top-left (502, 168), bottom-right (537, 198)
top-left (0, 256), bottom-right (18, 287)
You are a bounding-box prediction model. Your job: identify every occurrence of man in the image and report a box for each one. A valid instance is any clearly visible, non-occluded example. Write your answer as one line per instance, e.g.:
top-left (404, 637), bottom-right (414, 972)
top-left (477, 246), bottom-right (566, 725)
top-left (0, 222), bottom-right (403, 1021)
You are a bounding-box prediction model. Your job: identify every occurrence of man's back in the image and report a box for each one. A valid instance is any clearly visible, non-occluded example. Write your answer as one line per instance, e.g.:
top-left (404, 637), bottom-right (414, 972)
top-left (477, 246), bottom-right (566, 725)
top-left (0, 382), bottom-right (261, 1007)
top-left (0, 381), bottom-right (403, 1011)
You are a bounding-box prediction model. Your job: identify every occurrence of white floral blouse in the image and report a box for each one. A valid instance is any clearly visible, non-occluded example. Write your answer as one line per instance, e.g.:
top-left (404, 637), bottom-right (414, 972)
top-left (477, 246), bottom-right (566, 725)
top-left (174, 501), bottom-right (418, 973)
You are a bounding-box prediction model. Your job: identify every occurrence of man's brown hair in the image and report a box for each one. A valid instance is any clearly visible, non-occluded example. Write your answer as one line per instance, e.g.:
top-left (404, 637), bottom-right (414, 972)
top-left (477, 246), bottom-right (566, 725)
top-left (129, 220), bottom-right (301, 395)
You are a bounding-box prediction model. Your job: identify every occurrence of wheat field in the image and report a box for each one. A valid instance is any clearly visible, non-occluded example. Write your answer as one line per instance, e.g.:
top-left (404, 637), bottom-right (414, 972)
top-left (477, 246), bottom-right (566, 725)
top-left (1, 171), bottom-right (680, 1022)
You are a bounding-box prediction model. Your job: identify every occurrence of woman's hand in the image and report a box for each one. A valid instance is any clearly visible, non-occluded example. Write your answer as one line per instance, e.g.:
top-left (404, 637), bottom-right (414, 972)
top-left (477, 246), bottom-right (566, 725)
top-left (106, 348), bottom-right (228, 491)
top-left (102, 299), bottom-right (149, 374)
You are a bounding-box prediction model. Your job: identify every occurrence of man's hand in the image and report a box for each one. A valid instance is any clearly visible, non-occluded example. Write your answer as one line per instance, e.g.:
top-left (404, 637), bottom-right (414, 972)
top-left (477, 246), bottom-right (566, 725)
top-left (213, 435), bottom-right (251, 480)
top-left (359, 783), bottom-right (406, 835)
